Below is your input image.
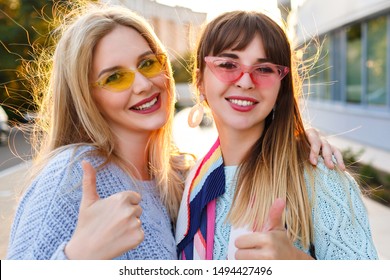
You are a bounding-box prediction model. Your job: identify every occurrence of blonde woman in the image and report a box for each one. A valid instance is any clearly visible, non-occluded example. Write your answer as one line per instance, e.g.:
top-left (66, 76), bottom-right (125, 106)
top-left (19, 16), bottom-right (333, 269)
top-left (176, 11), bottom-right (378, 260)
top-left (6, 4), bottom-right (192, 260)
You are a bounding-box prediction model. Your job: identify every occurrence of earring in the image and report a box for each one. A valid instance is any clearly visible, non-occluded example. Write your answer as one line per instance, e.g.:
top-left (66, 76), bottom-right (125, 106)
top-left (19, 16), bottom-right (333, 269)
top-left (272, 107), bottom-right (275, 120)
top-left (188, 95), bottom-right (205, 128)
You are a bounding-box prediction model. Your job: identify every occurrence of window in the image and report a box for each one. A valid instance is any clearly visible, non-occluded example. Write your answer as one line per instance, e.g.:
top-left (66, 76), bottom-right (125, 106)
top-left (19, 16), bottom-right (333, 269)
top-left (318, 37), bottom-right (332, 100)
top-left (302, 42), bottom-right (319, 100)
top-left (304, 37), bottom-right (332, 101)
top-left (302, 13), bottom-right (389, 111)
top-left (367, 16), bottom-right (387, 106)
top-left (346, 24), bottom-right (362, 104)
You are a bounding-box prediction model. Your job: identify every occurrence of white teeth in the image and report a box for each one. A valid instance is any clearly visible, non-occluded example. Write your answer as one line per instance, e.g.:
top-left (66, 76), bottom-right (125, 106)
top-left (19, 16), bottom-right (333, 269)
top-left (229, 99), bottom-right (255, 106)
top-left (133, 97), bottom-right (157, 110)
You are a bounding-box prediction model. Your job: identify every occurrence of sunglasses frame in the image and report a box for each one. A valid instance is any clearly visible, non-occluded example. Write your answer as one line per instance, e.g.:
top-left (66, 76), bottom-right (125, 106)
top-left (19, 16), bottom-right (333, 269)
top-left (91, 53), bottom-right (167, 92)
top-left (204, 56), bottom-right (289, 85)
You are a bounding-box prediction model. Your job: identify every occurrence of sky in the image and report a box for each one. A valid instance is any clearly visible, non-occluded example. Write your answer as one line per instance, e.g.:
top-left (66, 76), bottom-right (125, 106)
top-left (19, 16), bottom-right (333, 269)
top-left (155, 0), bottom-right (280, 20)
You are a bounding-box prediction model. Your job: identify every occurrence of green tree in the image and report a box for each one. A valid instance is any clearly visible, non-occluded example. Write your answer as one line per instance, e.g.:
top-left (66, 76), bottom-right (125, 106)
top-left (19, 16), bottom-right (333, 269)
top-left (0, 0), bottom-right (68, 122)
top-left (171, 52), bottom-right (193, 84)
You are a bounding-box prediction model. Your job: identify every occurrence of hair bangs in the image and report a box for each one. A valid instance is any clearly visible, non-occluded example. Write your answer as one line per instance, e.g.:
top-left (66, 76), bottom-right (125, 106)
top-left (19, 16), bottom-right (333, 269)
top-left (211, 16), bottom-right (258, 55)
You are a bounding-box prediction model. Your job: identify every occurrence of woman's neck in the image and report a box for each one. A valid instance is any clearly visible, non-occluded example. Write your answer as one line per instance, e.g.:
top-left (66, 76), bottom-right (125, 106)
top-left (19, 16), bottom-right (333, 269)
top-left (114, 133), bottom-right (151, 180)
top-left (217, 125), bottom-right (264, 166)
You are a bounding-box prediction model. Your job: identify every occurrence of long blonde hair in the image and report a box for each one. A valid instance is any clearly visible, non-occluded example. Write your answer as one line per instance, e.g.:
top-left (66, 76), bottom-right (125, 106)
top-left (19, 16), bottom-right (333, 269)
top-left (28, 2), bottom-right (192, 222)
top-left (194, 11), bottom-right (314, 247)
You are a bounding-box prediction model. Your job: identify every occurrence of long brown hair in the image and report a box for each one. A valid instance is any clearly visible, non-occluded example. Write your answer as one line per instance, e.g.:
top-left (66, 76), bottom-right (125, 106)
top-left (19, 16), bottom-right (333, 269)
top-left (194, 11), bottom-right (313, 247)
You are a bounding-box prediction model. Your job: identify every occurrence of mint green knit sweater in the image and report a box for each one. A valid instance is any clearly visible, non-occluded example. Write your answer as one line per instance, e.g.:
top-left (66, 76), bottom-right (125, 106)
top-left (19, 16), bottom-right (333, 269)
top-left (213, 162), bottom-right (378, 260)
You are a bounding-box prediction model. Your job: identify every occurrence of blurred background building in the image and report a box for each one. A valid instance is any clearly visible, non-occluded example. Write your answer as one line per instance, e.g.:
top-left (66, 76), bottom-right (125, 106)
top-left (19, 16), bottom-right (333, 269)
top-left (279, 0), bottom-right (390, 173)
top-left (102, 0), bottom-right (207, 58)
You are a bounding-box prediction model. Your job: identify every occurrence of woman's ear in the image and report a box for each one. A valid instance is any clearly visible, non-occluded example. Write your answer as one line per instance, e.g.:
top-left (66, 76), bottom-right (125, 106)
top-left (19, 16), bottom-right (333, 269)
top-left (195, 69), bottom-right (204, 93)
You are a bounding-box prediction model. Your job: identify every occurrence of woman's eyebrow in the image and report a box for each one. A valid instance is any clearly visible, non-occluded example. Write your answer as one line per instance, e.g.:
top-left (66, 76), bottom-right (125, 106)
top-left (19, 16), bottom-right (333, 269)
top-left (218, 53), bottom-right (239, 59)
top-left (98, 66), bottom-right (121, 79)
top-left (217, 53), bottom-right (271, 63)
top-left (138, 50), bottom-right (154, 60)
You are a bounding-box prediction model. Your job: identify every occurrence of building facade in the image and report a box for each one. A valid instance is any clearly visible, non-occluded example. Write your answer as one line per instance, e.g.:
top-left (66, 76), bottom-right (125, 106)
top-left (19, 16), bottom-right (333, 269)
top-left (101, 0), bottom-right (206, 58)
top-left (287, 0), bottom-right (390, 157)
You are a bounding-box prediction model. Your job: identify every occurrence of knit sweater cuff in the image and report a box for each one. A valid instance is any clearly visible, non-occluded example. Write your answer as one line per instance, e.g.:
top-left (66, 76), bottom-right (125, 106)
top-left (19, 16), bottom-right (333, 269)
top-left (50, 242), bottom-right (69, 260)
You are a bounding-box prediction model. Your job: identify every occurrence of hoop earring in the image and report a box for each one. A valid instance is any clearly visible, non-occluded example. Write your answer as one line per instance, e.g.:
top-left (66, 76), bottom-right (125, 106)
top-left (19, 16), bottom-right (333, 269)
top-left (272, 107), bottom-right (275, 120)
top-left (188, 95), bottom-right (205, 128)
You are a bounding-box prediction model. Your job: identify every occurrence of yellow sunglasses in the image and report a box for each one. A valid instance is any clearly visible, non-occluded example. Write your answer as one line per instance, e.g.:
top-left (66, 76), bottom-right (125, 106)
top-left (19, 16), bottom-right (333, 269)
top-left (91, 53), bottom-right (167, 92)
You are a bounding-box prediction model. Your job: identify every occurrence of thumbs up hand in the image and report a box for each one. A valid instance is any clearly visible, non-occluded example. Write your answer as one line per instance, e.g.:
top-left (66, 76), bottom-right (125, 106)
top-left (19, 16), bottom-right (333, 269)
top-left (64, 161), bottom-right (144, 259)
top-left (260, 198), bottom-right (286, 232)
top-left (235, 198), bottom-right (312, 260)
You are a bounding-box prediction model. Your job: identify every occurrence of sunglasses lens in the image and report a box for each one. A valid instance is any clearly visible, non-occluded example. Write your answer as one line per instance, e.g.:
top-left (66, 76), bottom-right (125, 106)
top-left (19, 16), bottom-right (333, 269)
top-left (101, 71), bottom-right (135, 92)
top-left (251, 64), bottom-right (284, 85)
top-left (138, 54), bottom-right (166, 78)
top-left (209, 60), bottom-right (241, 83)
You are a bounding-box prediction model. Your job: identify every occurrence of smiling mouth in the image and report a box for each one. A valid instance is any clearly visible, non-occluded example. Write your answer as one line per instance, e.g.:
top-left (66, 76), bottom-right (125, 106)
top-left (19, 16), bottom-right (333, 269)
top-left (226, 98), bottom-right (257, 107)
top-left (132, 97), bottom-right (158, 111)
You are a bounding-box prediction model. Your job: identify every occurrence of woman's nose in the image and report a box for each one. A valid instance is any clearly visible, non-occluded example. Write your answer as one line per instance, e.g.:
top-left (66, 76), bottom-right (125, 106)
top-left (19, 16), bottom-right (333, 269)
top-left (234, 72), bottom-right (255, 90)
top-left (131, 72), bottom-right (153, 94)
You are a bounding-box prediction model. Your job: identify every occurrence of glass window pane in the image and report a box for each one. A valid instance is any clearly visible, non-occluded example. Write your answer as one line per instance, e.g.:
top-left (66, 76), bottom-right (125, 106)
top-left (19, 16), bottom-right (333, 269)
top-left (367, 16), bottom-right (387, 106)
top-left (319, 37), bottom-right (331, 100)
top-left (303, 38), bottom-right (332, 101)
top-left (346, 24), bottom-right (362, 104)
top-left (332, 32), bottom-right (343, 101)
top-left (302, 43), bottom-right (319, 100)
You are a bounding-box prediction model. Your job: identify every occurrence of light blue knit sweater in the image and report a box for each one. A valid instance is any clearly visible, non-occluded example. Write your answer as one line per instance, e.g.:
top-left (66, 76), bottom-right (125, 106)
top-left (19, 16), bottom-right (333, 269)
top-left (6, 145), bottom-right (177, 260)
top-left (214, 162), bottom-right (378, 260)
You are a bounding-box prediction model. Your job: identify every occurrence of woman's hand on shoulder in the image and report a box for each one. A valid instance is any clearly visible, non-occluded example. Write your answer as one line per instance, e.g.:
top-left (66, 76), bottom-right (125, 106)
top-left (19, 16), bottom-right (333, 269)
top-left (305, 128), bottom-right (345, 170)
top-left (64, 161), bottom-right (144, 260)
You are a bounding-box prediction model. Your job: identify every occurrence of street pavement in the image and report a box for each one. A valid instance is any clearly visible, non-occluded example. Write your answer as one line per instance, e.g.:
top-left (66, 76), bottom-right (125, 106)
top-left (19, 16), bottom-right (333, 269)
top-left (0, 162), bottom-right (31, 259)
top-left (0, 127), bottom-right (32, 171)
